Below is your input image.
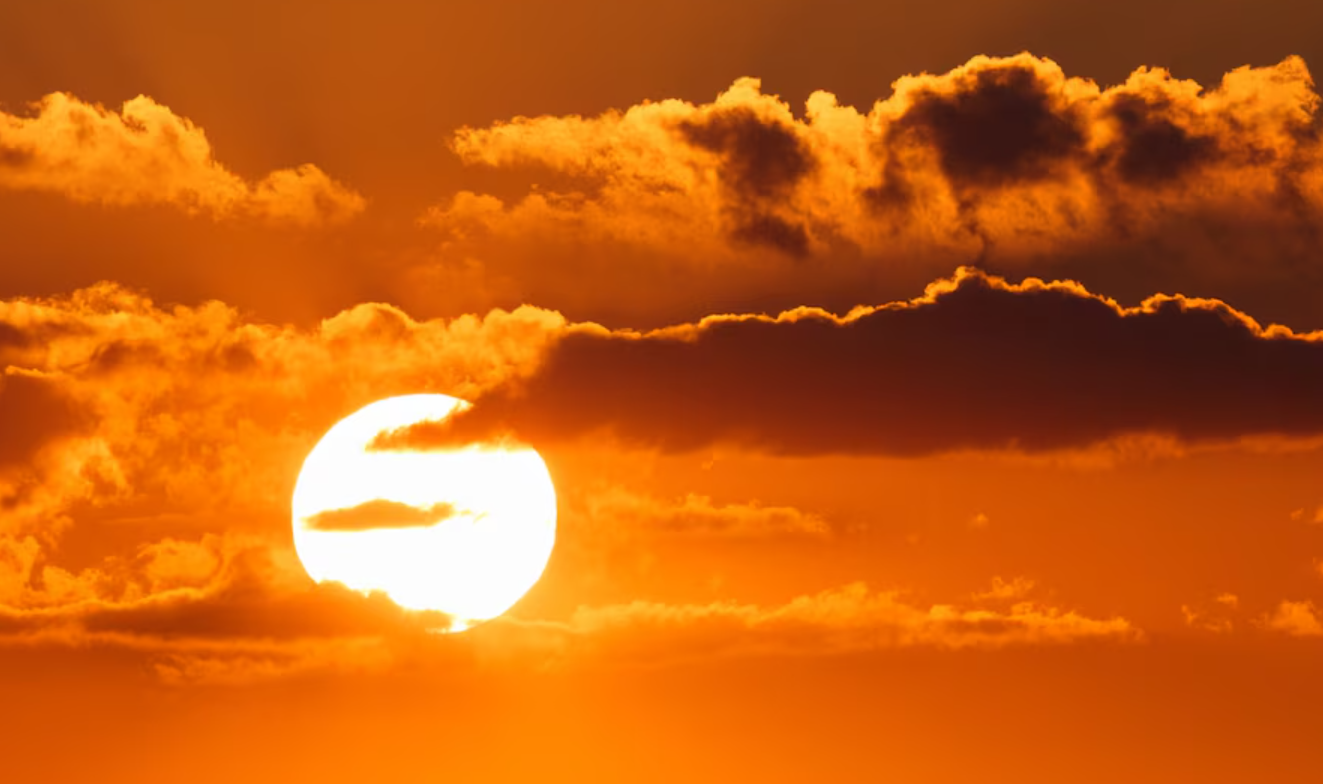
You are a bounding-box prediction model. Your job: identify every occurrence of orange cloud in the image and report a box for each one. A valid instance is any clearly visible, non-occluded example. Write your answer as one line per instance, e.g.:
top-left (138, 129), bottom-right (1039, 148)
top-left (0, 529), bottom-right (248, 614)
top-left (0, 283), bottom-right (567, 660)
top-left (0, 92), bottom-right (365, 225)
top-left (418, 55), bottom-right (1323, 327)
top-left (500, 581), bottom-right (1139, 665)
top-left (1, 517), bottom-right (1130, 682)
top-left (1180, 593), bottom-right (1240, 633)
top-left (571, 486), bottom-right (829, 538)
top-left (0, 268), bottom-right (1309, 681)
top-left (970, 576), bottom-right (1036, 602)
top-left (0, 282), bottom-right (563, 537)
top-left (0, 536), bottom-right (450, 684)
top-left (0, 568), bottom-right (1135, 683)
top-left (433, 55), bottom-right (1319, 259)
top-left (1261, 600), bottom-right (1323, 636)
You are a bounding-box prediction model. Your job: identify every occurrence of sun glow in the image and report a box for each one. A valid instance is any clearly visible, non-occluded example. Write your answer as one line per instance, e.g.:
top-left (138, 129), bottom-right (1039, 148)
top-left (291, 394), bottom-right (557, 632)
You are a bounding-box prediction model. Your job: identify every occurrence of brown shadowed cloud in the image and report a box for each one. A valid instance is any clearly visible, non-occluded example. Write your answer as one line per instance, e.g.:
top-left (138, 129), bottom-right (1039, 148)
top-left (0, 92), bottom-right (365, 225)
top-left (882, 60), bottom-right (1088, 193)
top-left (676, 106), bottom-right (817, 256)
top-left (303, 500), bottom-right (459, 532)
top-left (369, 268), bottom-right (1323, 457)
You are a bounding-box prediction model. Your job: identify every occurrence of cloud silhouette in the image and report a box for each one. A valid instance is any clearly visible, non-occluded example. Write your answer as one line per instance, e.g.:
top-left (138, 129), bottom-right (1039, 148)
top-left (425, 268), bottom-right (1323, 456)
top-left (302, 500), bottom-right (459, 532)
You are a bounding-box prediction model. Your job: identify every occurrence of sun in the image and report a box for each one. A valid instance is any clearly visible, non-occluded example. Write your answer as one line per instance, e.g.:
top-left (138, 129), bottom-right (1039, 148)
top-left (291, 394), bottom-right (557, 632)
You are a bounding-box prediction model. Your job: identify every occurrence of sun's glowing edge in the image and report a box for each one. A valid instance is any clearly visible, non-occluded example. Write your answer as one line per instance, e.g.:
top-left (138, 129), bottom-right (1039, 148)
top-left (290, 394), bottom-right (557, 632)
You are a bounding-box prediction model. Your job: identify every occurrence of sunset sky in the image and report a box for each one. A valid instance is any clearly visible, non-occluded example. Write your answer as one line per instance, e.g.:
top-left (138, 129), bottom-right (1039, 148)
top-left (4, 1), bottom-right (1323, 781)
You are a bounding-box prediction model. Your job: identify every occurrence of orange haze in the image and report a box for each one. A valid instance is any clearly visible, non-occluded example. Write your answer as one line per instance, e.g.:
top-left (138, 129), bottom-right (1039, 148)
top-left (2, 2), bottom-right (1323, 781)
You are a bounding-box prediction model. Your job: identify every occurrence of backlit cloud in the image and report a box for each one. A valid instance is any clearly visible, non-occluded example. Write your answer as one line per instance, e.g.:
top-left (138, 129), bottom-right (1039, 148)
top-left (406, 268), bottom-right (1323, 456)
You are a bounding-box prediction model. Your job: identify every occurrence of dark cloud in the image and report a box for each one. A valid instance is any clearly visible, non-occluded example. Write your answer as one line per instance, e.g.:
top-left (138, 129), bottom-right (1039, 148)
top-left (678, 108), bottom-right (815, 198)
top-left (677, 107), bottom-right (815, 256)
top-left (891, 63), bottom-right (1087, 189)
top-left (1100, 94), bottom-right (1221, 184)
top-left (303, 500), bottom-right (458, 532)
top-left (427, 269), bottom-right (1323, 456)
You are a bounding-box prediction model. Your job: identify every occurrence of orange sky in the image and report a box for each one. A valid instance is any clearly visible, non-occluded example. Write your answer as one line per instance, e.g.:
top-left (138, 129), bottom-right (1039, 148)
top-left (3, 2), bottom-right (1323, 781)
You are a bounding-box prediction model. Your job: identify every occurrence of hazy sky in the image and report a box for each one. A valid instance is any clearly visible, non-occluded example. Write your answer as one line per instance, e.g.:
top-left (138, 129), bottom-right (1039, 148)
top-left (2, 2), bottom-right (1322, 782)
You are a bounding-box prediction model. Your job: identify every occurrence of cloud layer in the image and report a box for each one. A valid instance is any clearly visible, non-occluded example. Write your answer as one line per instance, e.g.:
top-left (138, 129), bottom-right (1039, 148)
top-left (505, 581), bottom-right (1139, 667)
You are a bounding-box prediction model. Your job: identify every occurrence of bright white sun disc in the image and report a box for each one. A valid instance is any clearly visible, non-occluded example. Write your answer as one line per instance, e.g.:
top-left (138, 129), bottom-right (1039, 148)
top-left (291, 394), bottom-right (557, 632)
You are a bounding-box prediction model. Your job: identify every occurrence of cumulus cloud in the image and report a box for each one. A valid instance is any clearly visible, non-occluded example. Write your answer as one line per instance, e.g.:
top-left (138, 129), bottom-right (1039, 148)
top-left (0, 92), bottom-right (365, 225)
top-left (422, 55), bottom-right (1323, 325)
top-left (436, 54), bottom-right (1319, 256)
top-left (0, 282), bottom-right (568, 675)
top-left (0, 281), bottom-right (563, 536)
top-left (397, 267), bottom-right (1323, 456)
